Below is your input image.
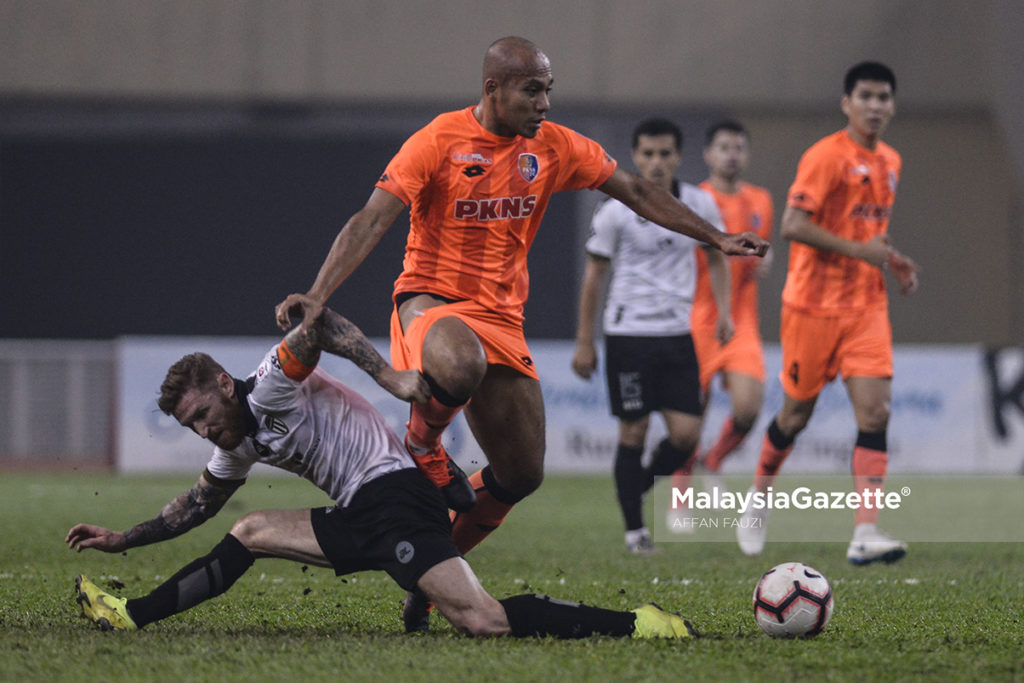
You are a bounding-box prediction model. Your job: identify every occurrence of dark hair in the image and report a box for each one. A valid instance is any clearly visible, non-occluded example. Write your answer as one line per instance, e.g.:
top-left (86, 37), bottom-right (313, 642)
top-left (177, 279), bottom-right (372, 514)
top-left (632, 118), bottom-right (683, 151)
top-left (704, 119), bottom-right (748, 147)
top-left (844, 61), bottom-right (896, 95)
top-left (158, 352), bottom-right (226, 415)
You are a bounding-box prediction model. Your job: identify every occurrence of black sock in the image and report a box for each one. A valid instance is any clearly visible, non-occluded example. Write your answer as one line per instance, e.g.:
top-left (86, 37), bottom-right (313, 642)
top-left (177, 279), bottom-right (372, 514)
top-left (125, 534), bottom-right (255, 628)
top-left (613, 444), bottom-right (645, 531)
top-left (499, 594), bottom-right (636, 638)
top-left (767, 419), bottom-right (796, 450)
top-left (644, 438), bottom-right (694, 488)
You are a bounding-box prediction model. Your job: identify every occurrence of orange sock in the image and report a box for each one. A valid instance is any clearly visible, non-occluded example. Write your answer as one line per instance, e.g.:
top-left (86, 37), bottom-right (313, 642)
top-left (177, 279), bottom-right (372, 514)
top-left (449, 468), bottom-right (520, 554)
top-left (703, 417), bottom-right (748, 472)
top-left (669, 452), bottom-right (696, 507)
top-left (754, 420), bottom-right (794, 491)
top-left (852, 446), bottom-right (887, 525)
top-left (407, 397), bottom-right (463, 450)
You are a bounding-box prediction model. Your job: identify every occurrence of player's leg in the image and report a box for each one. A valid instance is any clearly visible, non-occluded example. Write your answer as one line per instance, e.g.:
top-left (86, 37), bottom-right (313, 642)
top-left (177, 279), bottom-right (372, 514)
top-left (703, 371), bottom-right (764, 473)
top-left (452, 364), bottom-right (544, 554)
top-left (659, 409), bottom-right (703, 536)
top-left (844, 375), bottom-right (906, 564)
top-left (419, 557), bottom-right (692, 639)
top-left (77, 509), bottom-right (324, 630)
top-left (615, 415), bottom-right (653, 550)
top-left (393, 298), bottom-right (483, 511)
top-left (752, 306), bottom-right (835, 493)
top-left (838, 306), bottom-right (904, 564)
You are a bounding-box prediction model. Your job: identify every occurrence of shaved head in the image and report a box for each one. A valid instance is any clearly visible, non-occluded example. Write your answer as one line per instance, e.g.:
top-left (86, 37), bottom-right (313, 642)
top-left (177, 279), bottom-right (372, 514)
top-left (475, 36), bottom-right (553, 138)
top-left (483, 36), bottom-right (550, 85)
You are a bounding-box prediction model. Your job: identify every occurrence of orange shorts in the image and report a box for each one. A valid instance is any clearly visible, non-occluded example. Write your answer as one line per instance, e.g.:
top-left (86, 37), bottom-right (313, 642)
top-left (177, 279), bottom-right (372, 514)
top-left (389, 299), bottom-right (539, 380)
top-left (692, 323), bottom-right (765, 390)
top-left (778, 303), bottom-right (892, 401)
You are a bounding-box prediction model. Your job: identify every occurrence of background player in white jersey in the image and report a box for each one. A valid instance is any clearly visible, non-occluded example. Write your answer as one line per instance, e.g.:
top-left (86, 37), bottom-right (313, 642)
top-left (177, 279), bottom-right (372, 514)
top-left (572, 118), bottom-right (733, 554)
top-left (68, 296), bottom-right (694, 639)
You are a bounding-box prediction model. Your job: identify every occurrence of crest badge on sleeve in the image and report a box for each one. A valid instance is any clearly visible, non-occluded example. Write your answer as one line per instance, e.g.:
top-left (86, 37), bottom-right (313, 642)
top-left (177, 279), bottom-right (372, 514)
top-left (518, 153), bottom-right (539, 182)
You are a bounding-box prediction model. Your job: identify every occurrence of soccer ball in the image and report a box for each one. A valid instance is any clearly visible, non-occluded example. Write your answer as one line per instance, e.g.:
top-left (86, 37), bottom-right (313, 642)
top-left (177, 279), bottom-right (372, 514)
top-left (752, 561), bottom-right (834, 638)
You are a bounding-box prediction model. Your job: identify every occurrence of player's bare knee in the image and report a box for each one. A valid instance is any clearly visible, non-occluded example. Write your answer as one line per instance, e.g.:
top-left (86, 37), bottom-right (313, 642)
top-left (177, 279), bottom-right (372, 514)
top-left (859, 406), bottom-right (890, 433)
top-left (732, 410), bottom-right (759, 435)
top-left (228, 511), bottom-right (268, 549)
top-left (422, 320), bottom-right (487, 398)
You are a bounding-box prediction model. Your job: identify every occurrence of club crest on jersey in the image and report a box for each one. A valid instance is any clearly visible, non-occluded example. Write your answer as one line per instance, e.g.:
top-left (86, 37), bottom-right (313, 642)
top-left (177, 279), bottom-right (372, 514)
top-left (518, 153), bottom-right (539, 182)
top-left (263, 416), bottom-right (289, 435)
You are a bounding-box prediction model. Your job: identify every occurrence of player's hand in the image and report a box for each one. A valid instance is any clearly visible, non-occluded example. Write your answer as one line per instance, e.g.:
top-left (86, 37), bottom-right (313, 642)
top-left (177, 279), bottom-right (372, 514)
top-left (571, 343), bottom-right (597, 379)
top-left (66, 524), bottom-right (128, 553)
top-left (719, 232), bottom-right (770, 257)
top-left (887, 249), bottom-right (920, 295)
top-left (716, 316), bottom-right (735, 345)
top-left (275, 293), bottom-right (324, 332)
top-left (377, 368), bottom-right (430, 403)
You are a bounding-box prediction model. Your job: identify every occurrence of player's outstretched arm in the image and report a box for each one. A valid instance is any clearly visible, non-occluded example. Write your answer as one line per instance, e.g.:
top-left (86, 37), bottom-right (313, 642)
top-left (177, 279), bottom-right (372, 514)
top-left (597, 168), bottom-right (769, 257)
top-left (279, 294), bottom-right (429, 404)
top-left (274, 188), bottom-right (406, 331)
top-left (66, 473), bottom-right (237, 553)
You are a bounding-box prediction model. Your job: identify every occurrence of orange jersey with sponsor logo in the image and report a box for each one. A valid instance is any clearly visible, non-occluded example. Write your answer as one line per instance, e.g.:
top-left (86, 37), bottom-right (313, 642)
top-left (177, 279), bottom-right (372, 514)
top-left (783, 129), bottom-right (901, 313)
top-left (376, 107), bottom-right (617, 323)
top-left (691, 181), bottom-right (774, 331)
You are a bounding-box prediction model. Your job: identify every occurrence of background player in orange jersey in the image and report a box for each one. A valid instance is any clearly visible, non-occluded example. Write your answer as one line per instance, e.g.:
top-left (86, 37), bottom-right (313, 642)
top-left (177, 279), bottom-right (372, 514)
top-left (735, 62), bottom-right (920, 564)
top-left (668, 120), bottom-right (774, 519)
top-left (276, 36), bottom-right (768, 630)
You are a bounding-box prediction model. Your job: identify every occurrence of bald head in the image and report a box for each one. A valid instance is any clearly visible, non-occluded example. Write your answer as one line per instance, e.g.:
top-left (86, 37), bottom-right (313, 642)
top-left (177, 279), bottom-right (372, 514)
top-left (474, 36), bottom-right (553, 138)
top-left (483, 36), bottom-right (550, 85)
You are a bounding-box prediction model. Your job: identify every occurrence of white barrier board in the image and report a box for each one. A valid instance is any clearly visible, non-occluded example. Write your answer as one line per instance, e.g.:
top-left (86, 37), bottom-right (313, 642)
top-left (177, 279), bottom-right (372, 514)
top-left (117, 338), bottom-right (1024, 475)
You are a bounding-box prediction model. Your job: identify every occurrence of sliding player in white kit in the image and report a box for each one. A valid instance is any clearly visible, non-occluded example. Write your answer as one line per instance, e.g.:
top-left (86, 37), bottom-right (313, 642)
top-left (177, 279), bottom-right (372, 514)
top-left (572, 118), bottom-right (733, 553)
top-left (68, 296), bottom-right (695, 639)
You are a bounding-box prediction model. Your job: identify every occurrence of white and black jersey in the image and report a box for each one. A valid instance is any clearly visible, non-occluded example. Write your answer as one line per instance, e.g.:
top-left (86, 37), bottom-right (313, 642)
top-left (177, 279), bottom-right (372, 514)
top-left (586, 181), bottom-right (724, 337)
top-left (205, 345), bottom-right (414, 507)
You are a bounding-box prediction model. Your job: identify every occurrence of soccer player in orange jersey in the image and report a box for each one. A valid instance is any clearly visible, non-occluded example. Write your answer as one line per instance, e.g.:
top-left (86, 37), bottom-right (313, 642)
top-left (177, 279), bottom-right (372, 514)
top-left (668, 120), bottom-right (774, 518)
top-left (275, 36), bottom-right (768, 630)
top-left (735, 62), bottom-right (920, 565)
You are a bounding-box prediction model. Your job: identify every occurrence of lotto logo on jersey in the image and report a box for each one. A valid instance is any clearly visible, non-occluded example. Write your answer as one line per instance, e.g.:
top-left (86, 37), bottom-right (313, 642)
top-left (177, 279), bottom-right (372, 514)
top-left (454, 195), bottom-right (538, 221)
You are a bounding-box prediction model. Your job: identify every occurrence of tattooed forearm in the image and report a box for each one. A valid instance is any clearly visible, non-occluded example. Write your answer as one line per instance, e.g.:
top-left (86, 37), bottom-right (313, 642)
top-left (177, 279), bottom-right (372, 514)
top-left (122, 479), bottom-right (235, 548)
top-left (308, 309), bottom-right (389, 381)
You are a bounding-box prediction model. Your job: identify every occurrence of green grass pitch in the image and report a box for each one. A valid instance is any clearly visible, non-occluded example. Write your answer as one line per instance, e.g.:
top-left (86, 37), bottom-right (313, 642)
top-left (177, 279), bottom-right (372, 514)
top-left (1, 472), bottom-right (1021, 682)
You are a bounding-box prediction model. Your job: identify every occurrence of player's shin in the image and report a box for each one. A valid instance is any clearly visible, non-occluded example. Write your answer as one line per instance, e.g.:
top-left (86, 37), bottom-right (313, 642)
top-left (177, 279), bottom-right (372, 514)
top-left (614, 444), bottom-right (646, 531)
top-left (125, 534), bottom-right (255, 628)
top-left (704, 416), bottom-right (750, 472)
top-left (499, 594), bottom-right (636, 638)
top-left (754, 419), bottom-right (795, 491)
top-left (852, 431), bottom-right (888, 526)
top-left (450, 466), bottom-right (524, 554)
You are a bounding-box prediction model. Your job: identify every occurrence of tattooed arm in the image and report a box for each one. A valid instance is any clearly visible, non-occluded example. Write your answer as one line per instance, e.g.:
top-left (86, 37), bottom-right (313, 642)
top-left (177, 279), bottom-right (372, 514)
top-left (66, 471), bottom-right (242, 553)
top-left (278, 293), bottom-right (429, 403)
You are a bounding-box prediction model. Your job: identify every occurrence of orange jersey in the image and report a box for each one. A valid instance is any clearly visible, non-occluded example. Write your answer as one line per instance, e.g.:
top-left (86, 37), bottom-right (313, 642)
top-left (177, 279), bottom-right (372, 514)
top-left (691, 181), bottom-right (774, 331)
top-left (376, 107), bottom-right (617, 324)
top-left (783, 129), bottom-right (901, 313)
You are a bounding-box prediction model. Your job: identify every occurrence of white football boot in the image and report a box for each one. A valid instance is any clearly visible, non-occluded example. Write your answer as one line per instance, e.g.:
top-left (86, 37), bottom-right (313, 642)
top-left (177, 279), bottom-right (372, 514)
top-left (736, 487), bottom-right (768, 556)
top-left (846, 523), bottom-right (908, 565)
top-left (625, 528), bottom-right (659, 555)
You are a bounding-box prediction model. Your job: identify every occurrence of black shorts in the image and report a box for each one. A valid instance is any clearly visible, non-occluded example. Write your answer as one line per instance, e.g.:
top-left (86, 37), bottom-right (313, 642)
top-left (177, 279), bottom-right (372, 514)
top-left (310, 468), bottom-right (461, 592)
top-left (604, 334), bottom-right (703, 419)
